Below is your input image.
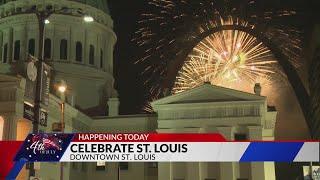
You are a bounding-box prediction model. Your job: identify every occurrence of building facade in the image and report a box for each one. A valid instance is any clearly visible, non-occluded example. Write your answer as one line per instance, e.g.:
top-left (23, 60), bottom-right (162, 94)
top-left (0, 0), bottom-right (117, 111)
top-left (0, 0), bottom-right (277, 180)
top-left (0, 78), bottom-right (277, 180)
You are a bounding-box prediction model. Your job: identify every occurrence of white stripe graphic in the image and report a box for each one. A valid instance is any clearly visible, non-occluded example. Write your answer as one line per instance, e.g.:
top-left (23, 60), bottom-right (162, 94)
top-left (294, 142), bottom-right (319, 162)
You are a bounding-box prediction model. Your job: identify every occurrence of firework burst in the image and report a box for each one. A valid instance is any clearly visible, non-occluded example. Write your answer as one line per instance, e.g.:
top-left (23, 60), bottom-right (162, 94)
top-left (134, 0), bottom-right (304, 112)
top-left (173, 24), bottom-right (279, 95)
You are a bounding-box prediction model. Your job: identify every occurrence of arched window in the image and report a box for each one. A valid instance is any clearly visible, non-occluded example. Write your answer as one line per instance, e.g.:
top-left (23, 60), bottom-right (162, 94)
top-left (100, 49), bottom-right (103, 68)
top-left (14, 40), bottom-right (20, 61)
top-left (28, 39), bottom-right (35, 56)
top-left (60, 39), bottom-right (68, 60)
top-left (44, 38), bottom-right (51, 59)
top-left (89, 45), bottom-right (94, 65)
top-left (75, 41), bottom-right (82, 62)
top-left (3, 43), bottom-right (7, 63)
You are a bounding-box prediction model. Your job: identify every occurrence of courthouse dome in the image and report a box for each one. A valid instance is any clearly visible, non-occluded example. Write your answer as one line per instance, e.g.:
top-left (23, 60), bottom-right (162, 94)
top-left (0, 0), bottom-right (116, 111)
top-left (0, 0), bottom-right (110, 14)
top-left (69, 0), bottom-right (110, 14)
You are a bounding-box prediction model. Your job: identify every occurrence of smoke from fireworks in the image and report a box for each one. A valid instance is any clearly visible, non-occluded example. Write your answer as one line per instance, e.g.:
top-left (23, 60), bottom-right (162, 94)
top-left (134, 0), bottom-right (303, 112)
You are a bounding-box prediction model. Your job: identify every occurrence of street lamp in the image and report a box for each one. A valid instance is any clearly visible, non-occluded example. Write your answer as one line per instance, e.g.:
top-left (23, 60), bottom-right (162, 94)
top-left (52, 80), bottom-right (67, 132)
top-left (58, 83), bottom-right (67, 94)
top-left (28, 5), bottom-right (94, 178)
top-left (83, 15), bottom-right (94, 22)
top-left (57, 80), bottom-right (66, 180)
top-left (57, 80), bottom-right (66, 132)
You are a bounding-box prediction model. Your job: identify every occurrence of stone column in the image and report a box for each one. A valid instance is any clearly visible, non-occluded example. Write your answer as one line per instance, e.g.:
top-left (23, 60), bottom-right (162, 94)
top-left (69, 27), bottom-right (75, 63)
top-left (107, 97), bottom-right (119, 116)
top-left (8, 28), bottom-right (13, 63)
top-left (0, 31), bottom-right (3, 62)
top-left (106, 33), bottom-right (115, 74)
top-left (95, 34), bottom-right (99, 68)
top-left (199, 127), bottom-right (220, 180)
top-left (171, 162), bottom-right (187, 180)
top-left (96, 35), bottom-right (100, 68)
top-left (53, 31), bottom-right (60, 61)
top-left (220, 162), bottom-right (236, 180)
top-left (201, 162), bottom-right (221, 180)
top-left (2, 114), bottom-right (17, 140)
top-left (199, 162), bottom-right (206, 180)
top-left (186, 162), bottom-right (200, 180)
top-left (20, 25), bottom-right (27, 61)
top-left (217, 126), bottom-right (236, 180)
top-left (250, 163), bottom-right (265, 180)
top-left (158, 162), bottom-right (171, 180)
top-left (67, 25), bottom-right (72, 62)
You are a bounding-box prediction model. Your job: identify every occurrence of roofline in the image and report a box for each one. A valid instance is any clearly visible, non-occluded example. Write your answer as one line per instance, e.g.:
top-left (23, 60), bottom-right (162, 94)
top-left (151, 83), bottom-right (266, 106)
top-left (92, 113), bottom-right (157, 120)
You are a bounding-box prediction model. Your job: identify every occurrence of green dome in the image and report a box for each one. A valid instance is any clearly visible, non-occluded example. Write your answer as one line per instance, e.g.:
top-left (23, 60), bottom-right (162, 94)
top-left (0, 0), bottom-right (110, 14)
top-left (70, 0), bottom-right (110, 14)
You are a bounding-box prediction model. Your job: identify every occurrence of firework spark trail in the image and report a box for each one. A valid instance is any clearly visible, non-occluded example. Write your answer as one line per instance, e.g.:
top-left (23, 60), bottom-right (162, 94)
top-left (173, 20), bottom-right (279, 94)
top-left (134, 0), bottom-right (304, 113)
top-left (173, 29), bottom-right (278, 94)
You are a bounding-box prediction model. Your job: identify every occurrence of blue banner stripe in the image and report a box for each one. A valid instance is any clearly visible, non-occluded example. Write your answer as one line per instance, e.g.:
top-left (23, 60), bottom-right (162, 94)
top-left (6, 158), bottom-right (27, 180)
top-left (240, 142), bottom-right (304, 162)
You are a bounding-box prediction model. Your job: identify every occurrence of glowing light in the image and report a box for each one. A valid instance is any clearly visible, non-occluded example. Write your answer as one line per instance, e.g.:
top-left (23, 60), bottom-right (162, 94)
top-left (172, 27), bottom-right (278, 94)
top-left (83, 16), bottom-right (94, 22)
top-left (44, 19), bottom-right (50, 24)
top-left (58, 85), bottom-right (67, 93)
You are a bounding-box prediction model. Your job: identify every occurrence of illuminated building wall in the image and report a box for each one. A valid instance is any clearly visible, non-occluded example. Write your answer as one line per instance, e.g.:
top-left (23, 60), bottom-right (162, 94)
top-left (0, 0), bottom-right (117, 111)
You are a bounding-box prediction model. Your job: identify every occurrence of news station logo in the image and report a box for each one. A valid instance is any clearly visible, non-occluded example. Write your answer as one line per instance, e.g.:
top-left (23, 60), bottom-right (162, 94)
top-left (28, 134), bottom-right (62, 155)
top-left (14, 134), bottom-right (74, 162)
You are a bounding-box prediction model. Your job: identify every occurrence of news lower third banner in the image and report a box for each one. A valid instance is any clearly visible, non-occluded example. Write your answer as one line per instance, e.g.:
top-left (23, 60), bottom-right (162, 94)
top-left (11, 133), bottom-right (320, 162)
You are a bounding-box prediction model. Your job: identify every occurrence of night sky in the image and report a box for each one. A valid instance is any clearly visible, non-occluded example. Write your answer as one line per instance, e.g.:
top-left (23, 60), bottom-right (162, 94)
top-left (108, 1), bottom-right (146, 114)
top-left (108, 0), bottom-right (319, 139)
top-left (108, 1), bottom-right (319, 178)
